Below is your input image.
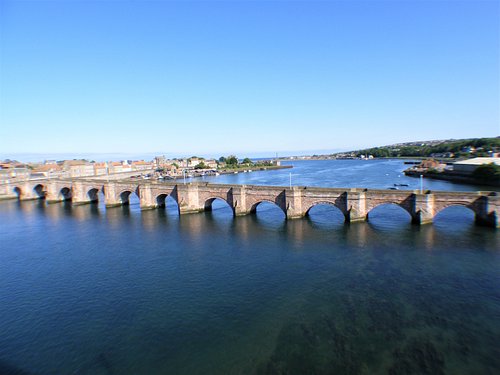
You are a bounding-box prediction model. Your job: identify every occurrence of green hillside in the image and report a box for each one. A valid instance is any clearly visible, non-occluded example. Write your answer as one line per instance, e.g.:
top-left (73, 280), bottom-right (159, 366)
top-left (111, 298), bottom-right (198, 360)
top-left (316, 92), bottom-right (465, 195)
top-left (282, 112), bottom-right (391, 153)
top-left (346, 137), bottom-right (499, 158)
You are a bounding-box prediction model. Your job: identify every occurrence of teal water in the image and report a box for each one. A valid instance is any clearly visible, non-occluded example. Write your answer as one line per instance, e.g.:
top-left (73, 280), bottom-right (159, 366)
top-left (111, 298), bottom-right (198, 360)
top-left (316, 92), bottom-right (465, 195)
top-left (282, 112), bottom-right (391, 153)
top-left (0, 160), bottom-right (499, 374)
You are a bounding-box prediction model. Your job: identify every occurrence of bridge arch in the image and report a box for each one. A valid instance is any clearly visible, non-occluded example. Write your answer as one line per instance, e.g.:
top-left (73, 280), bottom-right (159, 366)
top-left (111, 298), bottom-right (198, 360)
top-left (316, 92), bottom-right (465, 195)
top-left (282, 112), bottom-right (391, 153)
top-left (156, 193), bottom-right (168, 207)
top-left (204, 196), bottom-right (233, 213)
top-left (87, 188), bottom-right (100, 202)
top-left (155, 193), bottom-right (179, 210)
top-left (434, 202), bottom-right (477, 216)
top-left (367, 201), bottom-right (414, 218)
top-left (304, 201), bottom-right (348, 217)
top-left (60, 187), bottom-right (72, 201)
top-left (33, 184), bottom-right (46, 199)
top-left (13, 186), bottom-right (22, 199)
top-left (366, 202), bottom-right (414, 224)
top-left (250, 200), bottom-right (287, 217)
top-left (433, 204), bottom-right (477, 224)
top-left (305, 201), bottom-right (348, 223)
top-left (118, 188), bottom-right (140, 206)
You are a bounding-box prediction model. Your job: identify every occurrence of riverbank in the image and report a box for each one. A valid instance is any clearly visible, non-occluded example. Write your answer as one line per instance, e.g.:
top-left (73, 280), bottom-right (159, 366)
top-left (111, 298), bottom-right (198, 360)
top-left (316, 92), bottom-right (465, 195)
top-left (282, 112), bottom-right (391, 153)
top-left (404, 169), bottom-right (500, 188)
top-left (279, 156), bottom-right (455, 162)
top-left (218, 164), bottom-right (292, 174)
top-left (163, 164), bottom-right (293, 181)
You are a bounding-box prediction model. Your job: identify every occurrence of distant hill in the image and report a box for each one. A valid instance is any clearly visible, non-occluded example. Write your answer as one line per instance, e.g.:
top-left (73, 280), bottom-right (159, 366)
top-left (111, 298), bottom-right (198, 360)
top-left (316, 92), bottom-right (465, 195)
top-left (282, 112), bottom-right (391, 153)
top-left (334, 137), bottom-right (500, 159)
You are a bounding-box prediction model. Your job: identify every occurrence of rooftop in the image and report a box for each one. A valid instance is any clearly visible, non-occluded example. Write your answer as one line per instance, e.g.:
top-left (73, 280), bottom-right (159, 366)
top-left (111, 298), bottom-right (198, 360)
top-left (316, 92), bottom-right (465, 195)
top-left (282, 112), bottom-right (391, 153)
top-left (453, 157), bottom-right (500, 166)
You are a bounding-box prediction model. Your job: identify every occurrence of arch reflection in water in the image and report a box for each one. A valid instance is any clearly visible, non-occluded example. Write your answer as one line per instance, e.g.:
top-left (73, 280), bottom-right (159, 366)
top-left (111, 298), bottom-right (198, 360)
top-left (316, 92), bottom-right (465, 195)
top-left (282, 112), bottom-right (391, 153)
top-left (19, 199), bottom-right (46, 215)
top-left (104, 203), bottom-right (137, 229)
top-left (203, 198), bottom-right (234, 227)
top-left (305, 203), bottom-right (346, 229)
top-left (44, 200), bottom-right (72, 221)
top-left (155, 194), bottom-right (180, 216)
top-left (366, 203), bottom-right (413, 229)
top-left (71, 204), bottom-right (100, 222)
top-left (249, 201), bottom-right (286, 230)
top-left (118, 190), bottom-right (138, 206)
top-left (433, 205), bottom-right (475, 230)
top-left (141, 208), bottom-right (170, 232)
top-left (250, 200), bottom-right (286, 216)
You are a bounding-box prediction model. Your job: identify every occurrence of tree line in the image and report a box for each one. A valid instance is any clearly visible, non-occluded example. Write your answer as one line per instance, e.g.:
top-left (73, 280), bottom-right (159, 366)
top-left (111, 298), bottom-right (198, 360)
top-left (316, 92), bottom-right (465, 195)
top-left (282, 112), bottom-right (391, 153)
top-left (352, 138), bottom-right (499, 158)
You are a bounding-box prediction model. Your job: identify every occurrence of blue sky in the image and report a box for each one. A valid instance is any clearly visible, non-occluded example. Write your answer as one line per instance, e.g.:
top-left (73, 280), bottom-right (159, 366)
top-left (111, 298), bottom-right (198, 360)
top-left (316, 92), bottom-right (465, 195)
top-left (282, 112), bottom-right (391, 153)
top-left (0, 0), bottom-right (498, 159)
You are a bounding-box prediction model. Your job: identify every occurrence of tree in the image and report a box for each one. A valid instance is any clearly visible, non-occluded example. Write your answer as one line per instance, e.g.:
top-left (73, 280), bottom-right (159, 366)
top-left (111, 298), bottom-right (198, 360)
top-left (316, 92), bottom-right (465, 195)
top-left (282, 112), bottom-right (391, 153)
top-left (218, 156), bottom-right (226, 163)
top-left (226, 155), bottom-right (238, 166)
top-left (473, 163), bottom-right (500, 183)
top-left (241, 158), bottom-right (253, 165)
top-left (194, 162), bottom-right (208, 170)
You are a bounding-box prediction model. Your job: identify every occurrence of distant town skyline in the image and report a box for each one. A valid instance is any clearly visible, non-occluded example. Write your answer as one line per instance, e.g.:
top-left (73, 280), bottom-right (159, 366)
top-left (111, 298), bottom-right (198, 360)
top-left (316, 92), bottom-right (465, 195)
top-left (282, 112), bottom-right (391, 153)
top-left (1, 0), bottom-right (498, 156)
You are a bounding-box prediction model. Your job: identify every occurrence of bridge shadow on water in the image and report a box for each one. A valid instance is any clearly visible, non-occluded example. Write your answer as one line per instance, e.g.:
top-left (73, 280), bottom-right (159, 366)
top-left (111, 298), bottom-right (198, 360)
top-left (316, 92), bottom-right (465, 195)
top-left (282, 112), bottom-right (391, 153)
top-left (3, 198), bottom-right (497, 255)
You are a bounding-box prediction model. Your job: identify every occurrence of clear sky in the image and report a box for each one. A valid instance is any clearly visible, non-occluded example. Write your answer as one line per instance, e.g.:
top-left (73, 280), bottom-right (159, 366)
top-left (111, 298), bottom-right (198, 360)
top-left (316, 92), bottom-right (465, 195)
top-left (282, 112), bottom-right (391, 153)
top-left (0, 0), bottom-right (498, 158)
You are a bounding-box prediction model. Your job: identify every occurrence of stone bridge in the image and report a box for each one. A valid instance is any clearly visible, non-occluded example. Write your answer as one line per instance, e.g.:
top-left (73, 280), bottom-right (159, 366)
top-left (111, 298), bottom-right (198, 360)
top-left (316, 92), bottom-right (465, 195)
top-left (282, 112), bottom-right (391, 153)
top-left (0, 178), bottom-right (498, 227)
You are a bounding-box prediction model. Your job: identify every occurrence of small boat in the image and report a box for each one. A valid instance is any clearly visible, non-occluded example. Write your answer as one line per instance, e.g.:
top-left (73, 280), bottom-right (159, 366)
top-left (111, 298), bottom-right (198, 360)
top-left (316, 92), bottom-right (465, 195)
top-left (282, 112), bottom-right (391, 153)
top-left (388, 187), bottom-right (399, 190)
top-left (394, 183), bottom-right (409, 187)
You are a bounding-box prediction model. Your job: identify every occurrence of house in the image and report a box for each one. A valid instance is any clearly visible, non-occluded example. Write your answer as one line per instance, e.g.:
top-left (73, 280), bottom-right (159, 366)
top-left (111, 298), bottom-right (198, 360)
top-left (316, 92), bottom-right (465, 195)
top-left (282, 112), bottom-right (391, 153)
top-left (108, 162), bottom-right (124, 174)
top-left (63, 160), bottom-right (95, 177)
top-left (131, 160), bottom-right (153, 171)
top-left (0, 167), bottom-right (31, 182)
top-left (94, 162), bottom-right (108, 176)
top-left (204, 159), bottom-right (218, 169)
top-left (32, 163), bottom-right (63, 177)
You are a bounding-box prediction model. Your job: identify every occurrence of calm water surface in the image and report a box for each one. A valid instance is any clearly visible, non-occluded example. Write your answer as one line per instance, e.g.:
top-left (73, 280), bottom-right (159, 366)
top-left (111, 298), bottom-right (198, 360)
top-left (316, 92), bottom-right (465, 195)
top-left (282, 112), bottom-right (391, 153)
top-left (0, 160), bottom-right (499, 374)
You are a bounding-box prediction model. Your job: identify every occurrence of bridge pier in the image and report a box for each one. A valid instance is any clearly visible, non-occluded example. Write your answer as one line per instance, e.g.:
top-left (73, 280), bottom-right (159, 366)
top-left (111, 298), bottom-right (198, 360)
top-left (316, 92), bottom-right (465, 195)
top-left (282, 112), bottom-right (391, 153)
top-left (413, 193), bottom-right (435, 225)
top-left (177, 184), bottom-right (205, 214)
top-left (103, 182), bottom-right (123, 208)
top-left (139, 184), bottom-right (158, 210)
top-left (346, 190), bottom-right (368, 223)
top-left (285, 187), bottom-right (305, 219)
top-left (17, 181), bottom-right (44, 201)
top-left (232, 186), bottom-right (250, 216)
top-left (0, 183), bottom-right (11, 196)
top-left (44, 181), bottom-right (68, 203)
top-left (69, 182), bottom-right (92, 205)
top-left (474, 195), bottom-right (499, 228)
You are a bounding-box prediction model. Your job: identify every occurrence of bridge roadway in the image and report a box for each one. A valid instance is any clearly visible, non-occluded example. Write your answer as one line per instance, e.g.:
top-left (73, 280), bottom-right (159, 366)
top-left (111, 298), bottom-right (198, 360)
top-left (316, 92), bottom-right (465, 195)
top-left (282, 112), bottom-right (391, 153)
top-left (0, 178), bottom-right (498, 228)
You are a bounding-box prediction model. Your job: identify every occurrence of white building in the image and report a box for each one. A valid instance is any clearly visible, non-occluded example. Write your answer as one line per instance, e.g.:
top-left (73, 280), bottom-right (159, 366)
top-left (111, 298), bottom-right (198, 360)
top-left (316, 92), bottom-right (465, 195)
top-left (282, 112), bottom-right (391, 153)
top-left (453, 157), bottom-right (500, 174)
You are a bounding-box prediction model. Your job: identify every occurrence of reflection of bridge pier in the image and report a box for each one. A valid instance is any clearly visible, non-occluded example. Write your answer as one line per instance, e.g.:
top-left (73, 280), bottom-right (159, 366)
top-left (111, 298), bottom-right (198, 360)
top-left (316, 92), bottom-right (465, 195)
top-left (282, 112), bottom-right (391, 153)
top-left (1, 179), bottom-right (498, 228)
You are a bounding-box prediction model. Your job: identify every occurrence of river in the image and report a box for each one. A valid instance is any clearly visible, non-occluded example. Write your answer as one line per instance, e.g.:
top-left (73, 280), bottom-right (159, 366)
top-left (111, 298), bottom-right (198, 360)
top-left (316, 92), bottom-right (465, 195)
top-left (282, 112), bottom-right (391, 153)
top-left (0, 159), bottom-right (498, 374)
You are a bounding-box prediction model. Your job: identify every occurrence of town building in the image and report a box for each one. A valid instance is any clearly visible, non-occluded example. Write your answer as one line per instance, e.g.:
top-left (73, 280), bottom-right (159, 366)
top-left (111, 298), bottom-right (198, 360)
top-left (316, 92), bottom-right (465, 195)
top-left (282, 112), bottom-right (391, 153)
top-left (63, 160), bottom-right (95, 178)
top-left (453, 157), bottom-right (500, 174)
top-left (32, 163), bottom-right (63, 177)
top-left (94, 162), bottom-right (108, 176)
top-left (0, 167), bottom-right (31, 183)
top-left (131, 160), bottom-right (153, 171)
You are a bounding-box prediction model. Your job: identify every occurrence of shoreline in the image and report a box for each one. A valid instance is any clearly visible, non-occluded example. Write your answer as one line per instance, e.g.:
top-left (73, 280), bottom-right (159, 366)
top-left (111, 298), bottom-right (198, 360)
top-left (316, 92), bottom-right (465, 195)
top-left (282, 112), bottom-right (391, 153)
top-left (279, 156), bottom-right (455, 162)
top-left (404, 170), bottom-right (499, 188)
top-left (164, 164), bottom-right (293, 181)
